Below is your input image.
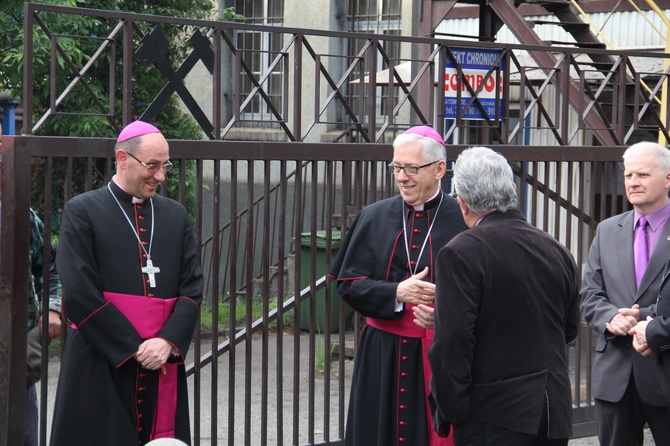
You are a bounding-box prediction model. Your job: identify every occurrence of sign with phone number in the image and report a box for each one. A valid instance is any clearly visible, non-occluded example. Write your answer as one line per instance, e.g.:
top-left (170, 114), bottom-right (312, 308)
top-left (444, 48), bottom-right (504, 120)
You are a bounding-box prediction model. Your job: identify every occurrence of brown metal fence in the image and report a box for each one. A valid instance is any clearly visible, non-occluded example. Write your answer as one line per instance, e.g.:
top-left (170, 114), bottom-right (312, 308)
top-left (1, 2), bottom-right (668, 445)
top-left (2, 136), bottom-right (627, 445)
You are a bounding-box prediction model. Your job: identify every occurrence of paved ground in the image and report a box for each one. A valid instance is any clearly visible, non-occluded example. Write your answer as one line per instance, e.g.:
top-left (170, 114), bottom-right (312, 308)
top-left (569, 431), bottom-right (655, 445)
top-left (37, 332), bottom-right (656, 445)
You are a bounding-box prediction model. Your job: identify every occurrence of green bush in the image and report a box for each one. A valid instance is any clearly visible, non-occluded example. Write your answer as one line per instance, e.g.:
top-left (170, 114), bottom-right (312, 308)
top-left (0, 0), bottom-right (244, 229)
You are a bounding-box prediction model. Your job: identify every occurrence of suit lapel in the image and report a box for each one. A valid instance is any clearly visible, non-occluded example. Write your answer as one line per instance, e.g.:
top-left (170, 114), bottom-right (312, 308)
top-left (614, 212), bottom-right (637, 300)
top-left (637, 217), bottom-right (670, 298)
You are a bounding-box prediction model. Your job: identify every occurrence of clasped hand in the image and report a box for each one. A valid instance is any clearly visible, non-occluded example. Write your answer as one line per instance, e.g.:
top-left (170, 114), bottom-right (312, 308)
top-left (605, 304), bottom-right (640, 336)
top-left (606, 304), bottom-right (654, 357)
top-left (629, 317), bottom-right (654, 357)
top-left (135, 337), bottom-right (172, 374)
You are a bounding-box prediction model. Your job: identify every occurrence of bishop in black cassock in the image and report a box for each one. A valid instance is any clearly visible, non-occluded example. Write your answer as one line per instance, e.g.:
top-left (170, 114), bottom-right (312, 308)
top-left (329, 126), bottom-right (468, 446)
top-left (50, 122), bottom-right (203, 446)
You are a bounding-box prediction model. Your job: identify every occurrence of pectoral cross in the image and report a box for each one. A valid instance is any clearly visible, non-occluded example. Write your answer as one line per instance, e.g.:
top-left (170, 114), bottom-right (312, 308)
top-left (142, 257), bottom-right (161, 288)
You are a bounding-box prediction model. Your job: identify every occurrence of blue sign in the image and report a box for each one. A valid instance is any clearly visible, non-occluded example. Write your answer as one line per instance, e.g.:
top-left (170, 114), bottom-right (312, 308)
top-left (444, 48), bottom-right (504, 120)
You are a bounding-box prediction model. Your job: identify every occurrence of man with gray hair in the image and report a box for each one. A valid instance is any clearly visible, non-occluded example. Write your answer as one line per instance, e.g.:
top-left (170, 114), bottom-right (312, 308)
top-left (428, 146), bottom-right (580, 445)
top-left (330, 125), bottom-right (468, 446)
top-left (581, 141), bottom-right (670, 445)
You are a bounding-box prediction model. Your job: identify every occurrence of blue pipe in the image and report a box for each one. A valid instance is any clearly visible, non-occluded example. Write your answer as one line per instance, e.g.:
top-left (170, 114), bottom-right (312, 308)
top-left (1, 99), bottom-right (20, 135)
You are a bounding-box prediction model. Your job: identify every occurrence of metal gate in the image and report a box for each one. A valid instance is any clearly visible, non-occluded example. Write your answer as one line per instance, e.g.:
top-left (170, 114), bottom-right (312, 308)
top-left (2, 3), bottom-right (669, 445)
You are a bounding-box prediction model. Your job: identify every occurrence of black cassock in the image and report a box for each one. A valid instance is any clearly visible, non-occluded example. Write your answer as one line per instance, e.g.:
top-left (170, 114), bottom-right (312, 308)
top-left (329, 192), bottom-right (467, 446)
top-left (51, 181), bottom-right (203, 446)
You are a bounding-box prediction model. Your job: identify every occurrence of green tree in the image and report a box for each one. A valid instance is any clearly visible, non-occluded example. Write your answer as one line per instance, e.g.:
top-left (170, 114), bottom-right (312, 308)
top-left (0, 0), bottom-right (244, 228)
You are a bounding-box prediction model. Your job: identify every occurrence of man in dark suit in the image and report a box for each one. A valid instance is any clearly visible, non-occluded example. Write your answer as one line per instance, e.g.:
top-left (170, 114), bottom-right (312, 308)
top-left (427, 146), bottom-right (580, 445)
top-left (580, 141), bottom-right (670, 445)
top-left (630, 262), bottom-right (670, 405)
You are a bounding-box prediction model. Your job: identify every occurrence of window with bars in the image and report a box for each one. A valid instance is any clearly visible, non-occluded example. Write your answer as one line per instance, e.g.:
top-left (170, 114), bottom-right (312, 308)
top-left (234, 0), bottom-right (285, 122)
top-left (348, 0), bottom-right (403, 124)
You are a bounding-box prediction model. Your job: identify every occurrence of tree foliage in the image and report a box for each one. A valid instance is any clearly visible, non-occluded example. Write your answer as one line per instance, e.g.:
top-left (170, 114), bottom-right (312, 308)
top-left (0, 0), bottom-right (244, 229)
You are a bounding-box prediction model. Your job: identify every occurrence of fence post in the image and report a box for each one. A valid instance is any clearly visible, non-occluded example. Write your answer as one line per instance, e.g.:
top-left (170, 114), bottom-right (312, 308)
top-left (0, 137), bottom-right (32, 446)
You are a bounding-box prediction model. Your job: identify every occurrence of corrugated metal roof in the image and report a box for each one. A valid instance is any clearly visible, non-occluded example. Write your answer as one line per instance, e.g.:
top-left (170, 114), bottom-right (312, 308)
top-left (435, 9), bottom-right (668, 50)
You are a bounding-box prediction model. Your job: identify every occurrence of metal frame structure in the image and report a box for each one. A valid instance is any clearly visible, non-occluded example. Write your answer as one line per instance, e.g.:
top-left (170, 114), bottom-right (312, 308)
top-left (1, 3), bottom-right (669, 445)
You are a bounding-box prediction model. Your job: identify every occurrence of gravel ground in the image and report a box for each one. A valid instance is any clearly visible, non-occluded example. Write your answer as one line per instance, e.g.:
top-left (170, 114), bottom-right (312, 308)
top-left (569, 429), bottom-right (654, 445)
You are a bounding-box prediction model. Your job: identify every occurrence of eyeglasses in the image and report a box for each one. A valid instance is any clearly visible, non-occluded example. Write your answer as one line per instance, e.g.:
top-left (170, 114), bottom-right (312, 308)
top-left (387, 160), bottom-right (439, 176)
top-left (126, 151), bottom-right (173, 173)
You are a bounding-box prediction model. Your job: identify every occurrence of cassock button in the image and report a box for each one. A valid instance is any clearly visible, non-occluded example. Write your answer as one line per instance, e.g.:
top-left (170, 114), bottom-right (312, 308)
top-left (400, 421), bottom-right (406, 426)
top-left (416, 213), bottom-right (422, 217)
top-left (413, 229), bottom-right (420, 233)
top-left (401, 372), bottom-right (408, 377)
top-left (142, 241), bottom-right (148, 245)
top-left (140, 228), bottom-right (147, 233)
top-left (401, 339), bottom-right (408, 344)
top-left (139, 216), bottom-right (145, 220)
top-left (399, 438), bottom-right (406, 442)
top-left (411, 245), bottom-right (418, 249)
top-left (402, 356), bottom-right (408, 361)
top-left (409, 261), bottom-right (416, 266)
top-left (399, 405), bottom-right (406, 409)
top-left (148, 294), bottom-right (154, 297)
top-left (139, 387), bottom-right (146, 392)
top-left (400, 388), bottom-right (406, 393)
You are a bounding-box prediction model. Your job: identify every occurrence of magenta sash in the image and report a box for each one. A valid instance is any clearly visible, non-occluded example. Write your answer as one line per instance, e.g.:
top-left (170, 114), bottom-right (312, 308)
top-left (104, 292), bottom-right (179, 441)
top-left (366, 305), bottom-right (454, 446)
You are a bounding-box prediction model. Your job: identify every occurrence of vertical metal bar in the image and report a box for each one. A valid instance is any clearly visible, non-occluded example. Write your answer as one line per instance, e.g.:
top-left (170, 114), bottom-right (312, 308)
top-left (50, 35), bottom-right (58, 114)
top-left (368, 42), bottom-right (378, 141)
top-left (386, 60), bottom-right (394, 131)
top-left (192, 159), bottom-right (204, 446)
top-left (244, 161), bottom-right (255, 446)
top-left (323, 160), bottom-right (334, 443)
top-left (276, 159), bottom-right (287, 446)
top-left (531, 161), bottom-right (539, 225)
top-left (315, 55), bottom-right (322, 129)
top-left (261, 160), bottom-right (271, 445)
top-left (437, 45), bottom-right (447, 136)
top-left (554, 161), bottom-right (562, 241)
top-left (612, 161), bottom-right (621, 216)
top-left (38, 156), bottom-right (54, 446)
top-left (23, 4), bottom-right (35, 134)
top-left (109, 38), bottom-right (116, 117)
top-left (0, 138), bottom-right (31, 446)
top-left (210, 159), bottom-right (221, 446)
top-left (339, 159), bottom-right (352, 437)
top-left (543, 161), bottom-right (550, 232)
top-left (122, 18), bottom-right (133, 126)
top-left (292, 160), bottom-right (304, 446)
top-left (228, 159), bottom-right (238, 446)
top-left (519, 66), bottom-right (527, 145)
top-left (521, 160), bottom-right (530, 218)
top-left (309, 161), bottom-right (319, 445)
top-left (561, 57), bottom-right (570, 144)
top-left (293, 34), bottom-right (303, 141)
top-left (213, 28), bottom-right (222, 139)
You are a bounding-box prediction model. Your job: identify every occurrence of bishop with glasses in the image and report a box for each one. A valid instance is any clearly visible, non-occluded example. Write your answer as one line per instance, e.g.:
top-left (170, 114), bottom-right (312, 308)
top-left (329, 125), bottom-right (468, 446)
top-left (50, 121), bottom-right (203, 446)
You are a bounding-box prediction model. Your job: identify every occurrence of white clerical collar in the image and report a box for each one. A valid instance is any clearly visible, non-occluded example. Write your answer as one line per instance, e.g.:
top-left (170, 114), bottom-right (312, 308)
top-left (413, 188), bottom-right (442, 211)
top-left (111, 176), bottom-right (145, 203)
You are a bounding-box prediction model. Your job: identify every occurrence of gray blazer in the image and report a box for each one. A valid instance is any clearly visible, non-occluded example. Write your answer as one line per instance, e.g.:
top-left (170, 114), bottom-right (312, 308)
top-left (580, 210), bottom-right (669, 405)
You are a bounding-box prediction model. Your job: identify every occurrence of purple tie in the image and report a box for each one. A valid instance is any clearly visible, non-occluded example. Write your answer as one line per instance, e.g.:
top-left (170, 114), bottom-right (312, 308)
top-left (634, 216), bottom-right (649, 289)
